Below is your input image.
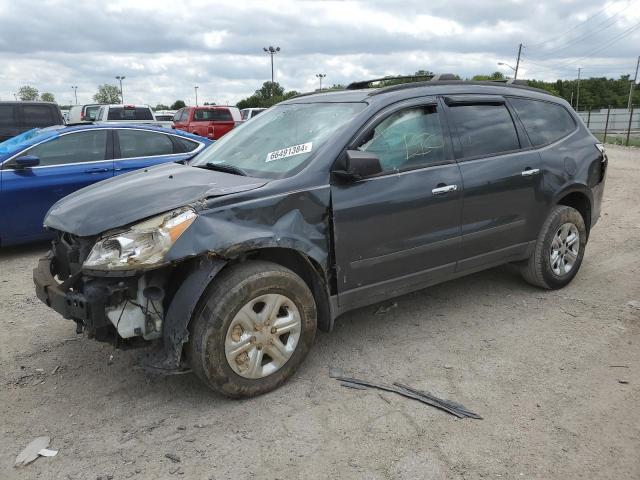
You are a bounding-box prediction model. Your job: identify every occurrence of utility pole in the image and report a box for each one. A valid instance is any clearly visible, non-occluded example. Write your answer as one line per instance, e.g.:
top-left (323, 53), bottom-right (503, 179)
top-left (71, 86), bottom-right (78, 105)
top-left (628, 55), bottom-right (639, 111)
top-left (576, 67), bottom-right (581, 112)
top-left (514, 43), bottom-right (524, 80)
top-left (194, 85), bottom-right (199, 106)
top-left (115, 76), bottom-right (125, 104)
top-left (263, 46), bottom-right (281, 83)
top-left (316, 73), bottom-right (326, 91)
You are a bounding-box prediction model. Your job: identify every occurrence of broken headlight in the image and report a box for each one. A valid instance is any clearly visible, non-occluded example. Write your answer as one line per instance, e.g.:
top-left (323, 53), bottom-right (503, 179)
top-left (83, 208), bottom-right (196, 271)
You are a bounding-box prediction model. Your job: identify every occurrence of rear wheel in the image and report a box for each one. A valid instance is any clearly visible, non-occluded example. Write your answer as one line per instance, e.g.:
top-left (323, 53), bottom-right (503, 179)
top-left (520, 205), bottom-right (587, 289)
top-left (186, 260), bottom-right (317, 397)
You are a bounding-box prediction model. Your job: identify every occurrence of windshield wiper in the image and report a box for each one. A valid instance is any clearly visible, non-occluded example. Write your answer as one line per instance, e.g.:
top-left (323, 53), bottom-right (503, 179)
top-left (200, 162), bottom-right (248, 176)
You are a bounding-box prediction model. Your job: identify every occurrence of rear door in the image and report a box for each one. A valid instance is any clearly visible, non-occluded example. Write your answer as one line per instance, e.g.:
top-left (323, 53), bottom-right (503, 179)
top-left (113, 128), bottom-right (193, 174)
top-left (443, 95), bottom-right (545, 270)
top-left (331, 98), bottom-right (463, 309)
top-left (0, 129), bottom-right (113, 242)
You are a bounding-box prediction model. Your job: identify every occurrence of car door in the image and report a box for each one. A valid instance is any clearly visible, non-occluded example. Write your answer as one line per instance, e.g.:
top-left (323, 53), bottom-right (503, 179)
top-left (0, 129), bottom-right (113, 243)
top-left (331, 98), bottom-right (463, 309)
top-left (113, 128), bottom-right (194, 174)
top-left (443, 95), bottom-right (545, 271)
top-left (172, 108), bottom-right (188, 132)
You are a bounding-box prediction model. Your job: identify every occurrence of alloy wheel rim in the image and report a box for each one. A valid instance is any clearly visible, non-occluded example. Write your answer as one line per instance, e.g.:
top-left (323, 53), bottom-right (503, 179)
top-left (550, 222), bottom-right (580, 276)
top-left (224, 293), bottom-right (301, 379)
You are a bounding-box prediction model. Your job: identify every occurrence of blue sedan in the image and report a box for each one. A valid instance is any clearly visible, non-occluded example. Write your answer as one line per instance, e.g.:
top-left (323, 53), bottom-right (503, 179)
top-left (0, 124), bottom-right (212, 246)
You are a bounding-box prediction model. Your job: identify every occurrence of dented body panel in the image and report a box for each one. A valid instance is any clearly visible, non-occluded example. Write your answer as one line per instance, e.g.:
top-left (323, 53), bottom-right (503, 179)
top-left (33, 82), bottom-right (606, 374)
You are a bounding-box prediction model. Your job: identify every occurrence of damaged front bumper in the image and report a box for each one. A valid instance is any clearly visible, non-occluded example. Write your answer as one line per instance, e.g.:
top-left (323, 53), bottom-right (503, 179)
top-left (33, 252), bottom-right (226, 371)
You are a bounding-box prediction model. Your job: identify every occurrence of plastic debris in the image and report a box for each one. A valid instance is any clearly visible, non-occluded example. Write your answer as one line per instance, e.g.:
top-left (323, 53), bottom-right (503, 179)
top-left (14, 436), bottom-right (51, 467)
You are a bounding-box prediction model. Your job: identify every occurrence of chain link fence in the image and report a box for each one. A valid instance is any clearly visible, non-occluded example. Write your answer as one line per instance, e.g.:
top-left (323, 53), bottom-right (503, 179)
top-left (577, 106), bottom-right (639, 147)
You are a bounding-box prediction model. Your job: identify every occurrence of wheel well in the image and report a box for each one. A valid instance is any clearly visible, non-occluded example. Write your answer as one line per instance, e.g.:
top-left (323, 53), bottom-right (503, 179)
top-left (557, 191), bottom-right (591, 234)
top-left (241, 248), bottom-right (333, 332)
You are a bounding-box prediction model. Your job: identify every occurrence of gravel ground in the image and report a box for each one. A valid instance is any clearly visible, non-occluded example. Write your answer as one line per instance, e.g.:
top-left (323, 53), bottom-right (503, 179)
top-left (1, 146), bottom-right (639, 480)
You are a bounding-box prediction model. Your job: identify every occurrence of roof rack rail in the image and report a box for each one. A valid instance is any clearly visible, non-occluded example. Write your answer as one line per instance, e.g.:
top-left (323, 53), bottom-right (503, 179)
top-left (490, 78), bottom-right (530, 86)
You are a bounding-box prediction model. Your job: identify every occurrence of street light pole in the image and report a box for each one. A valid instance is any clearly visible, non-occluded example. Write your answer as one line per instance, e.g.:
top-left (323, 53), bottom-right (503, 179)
top-left (576, 67), bottom-right (581, 112)
top-left (194, 85), bottom-right (199, 106)
top-left (514, 43), bottom-right (524, 80)
top-left (316, 73), bottom-right (326, 91)
top-left (263, 46), bottom-right (281, 83)
top-left (628, 56), bottom-right (640, 111)
top-left (71, 86), bottom-right (78, 105)
top-left (115, 76), bottom-right (126, 104)
top-left (497, 62), bottom-right (517, 78)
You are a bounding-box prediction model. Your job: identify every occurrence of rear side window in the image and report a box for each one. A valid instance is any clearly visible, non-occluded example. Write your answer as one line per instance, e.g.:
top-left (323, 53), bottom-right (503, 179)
top-left (117, 129), bottom-right (174, 158)
top-left (448, 104), bottom-right (520, 158)
top-left (174, 136), bottom-right (200, 152)
top-left (84, 105), bottom-right (100, 121)
top-left (192, 109), bottom-right (233, 121)
top-left (0, 105), bottom-right (17, 127)
top-left (21, 105), bottom-right (55, 127)
top-left (510, 98), bottom-right (576, 146)
top-left (27, 130), bottom-right (108, 166)
top-left (107, 107), bottom-right (154, 121)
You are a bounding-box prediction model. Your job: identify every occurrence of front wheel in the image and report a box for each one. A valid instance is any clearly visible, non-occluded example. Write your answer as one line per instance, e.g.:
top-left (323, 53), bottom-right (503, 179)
top-left (520, 205), bottom-right (588, 289)
top-left (186, 260), bottom-right (317, 398)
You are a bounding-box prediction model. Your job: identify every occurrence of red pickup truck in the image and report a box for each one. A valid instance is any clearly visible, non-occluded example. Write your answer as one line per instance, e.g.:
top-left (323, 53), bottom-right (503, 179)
top-left (172, 106), bottom-right (242, 140)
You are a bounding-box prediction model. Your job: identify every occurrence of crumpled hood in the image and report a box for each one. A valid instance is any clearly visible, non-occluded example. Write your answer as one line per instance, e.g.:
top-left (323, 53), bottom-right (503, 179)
top-left (45, 163), bottom-right (267, 236)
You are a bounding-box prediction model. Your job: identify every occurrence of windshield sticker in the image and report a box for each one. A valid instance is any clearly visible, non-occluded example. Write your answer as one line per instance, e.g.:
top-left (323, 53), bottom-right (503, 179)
top-left (266, 142), bottom-right (312, 162)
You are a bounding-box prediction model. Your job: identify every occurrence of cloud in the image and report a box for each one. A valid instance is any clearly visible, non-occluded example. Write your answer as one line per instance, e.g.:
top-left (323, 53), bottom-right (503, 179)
top-left (0, 0), bottom-right (638, 105)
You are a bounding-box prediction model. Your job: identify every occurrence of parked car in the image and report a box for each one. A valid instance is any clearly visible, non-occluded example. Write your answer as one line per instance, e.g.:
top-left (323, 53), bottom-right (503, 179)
top-left (66, 104), bottom-right (102, 123)
top-left (0, 101), bottom-right (65, 142)
top-left (0, 124), bottom-right (211, 246)
top-left (173, 106), bottom-right (241, 140)
top-left (153, 110), bottom-right (177, 123)
top-left (33, 78), bottom-right (606, 398)
top-left (240, 108), bottom-right (266, 121)
top-left (94, 104), bottom-right (173, 129)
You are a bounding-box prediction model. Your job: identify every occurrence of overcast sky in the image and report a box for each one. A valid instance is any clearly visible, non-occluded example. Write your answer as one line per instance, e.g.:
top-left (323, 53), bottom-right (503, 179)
top-left (0, 0), bottom-right (638, 106)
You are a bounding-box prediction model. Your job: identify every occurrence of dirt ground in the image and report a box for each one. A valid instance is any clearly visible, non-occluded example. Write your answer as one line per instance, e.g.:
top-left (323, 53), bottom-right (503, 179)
top-left (1, 146), bottom-right (639, 480)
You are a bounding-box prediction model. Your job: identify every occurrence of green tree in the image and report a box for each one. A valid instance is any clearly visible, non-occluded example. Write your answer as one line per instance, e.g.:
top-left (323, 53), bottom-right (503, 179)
top-left (236, 82), bottom-right (299, 109)
top-left (18, 85), bottom-right (39, 101)
top-left (171, 100), bottom-right (186, 110)
top-left (153, 103), bottom-right (170, 110)
top-left (40, 92), bottom-right (55, 102)
top-left (471, 71), bottom-right (505, 81)
top-left (93, 84), bottom-right (121, 104)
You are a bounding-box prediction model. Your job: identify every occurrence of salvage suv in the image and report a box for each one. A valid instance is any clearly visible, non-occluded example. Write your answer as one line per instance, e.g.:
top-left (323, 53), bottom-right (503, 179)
top-left (34, 77), bottom-right (607, 397)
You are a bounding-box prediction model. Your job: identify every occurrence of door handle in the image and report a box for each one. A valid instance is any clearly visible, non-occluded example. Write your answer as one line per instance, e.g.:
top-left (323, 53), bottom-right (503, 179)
top-left (431, 184), bottom-right (457, 195)
top-left (521, 168), bottom-right (540, 177)
top-left (84, 167), bottom-right (109, 174)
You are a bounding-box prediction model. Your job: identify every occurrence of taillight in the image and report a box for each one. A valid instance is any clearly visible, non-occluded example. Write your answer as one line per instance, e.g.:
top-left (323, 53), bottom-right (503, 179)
top-left (80, 112), bottom-right (85, 121)
top-left (208, 126), bottom-right (214, 138)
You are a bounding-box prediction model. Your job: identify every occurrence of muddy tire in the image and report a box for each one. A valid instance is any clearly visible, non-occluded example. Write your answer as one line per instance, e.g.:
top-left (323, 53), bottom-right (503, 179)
top-left (520, 205), bottom-right (587, 289)
top-left (186, 260), bottom-right (317, 398)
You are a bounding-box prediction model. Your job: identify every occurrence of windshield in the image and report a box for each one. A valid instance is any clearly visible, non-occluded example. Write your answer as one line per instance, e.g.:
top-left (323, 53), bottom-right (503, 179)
top-left (191, 102), bottom-right (366, 178)
top-left (0, 127), bottom-right (61, 155)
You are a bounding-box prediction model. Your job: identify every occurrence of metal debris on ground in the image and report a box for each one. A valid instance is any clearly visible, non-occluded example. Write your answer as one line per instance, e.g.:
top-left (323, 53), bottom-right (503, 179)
top-left (165, 453), bottom-right (181, 463)
top-left (14, 436), bottom-right (56, 467)
top-left (333, 375), bottom-right (482, 420)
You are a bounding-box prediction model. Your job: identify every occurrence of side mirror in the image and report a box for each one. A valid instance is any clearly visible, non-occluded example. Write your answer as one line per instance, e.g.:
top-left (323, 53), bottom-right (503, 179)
top-left (333, 150), bottom-right (382, 182)
top-left (13, 155), bottom-right (41, 169)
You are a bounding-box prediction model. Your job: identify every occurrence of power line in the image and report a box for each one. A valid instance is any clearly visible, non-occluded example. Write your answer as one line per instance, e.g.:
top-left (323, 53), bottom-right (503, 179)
top-left (529, 1), bottom-right (637, 59)
top-left (527, 1), bottom-right (633, 49)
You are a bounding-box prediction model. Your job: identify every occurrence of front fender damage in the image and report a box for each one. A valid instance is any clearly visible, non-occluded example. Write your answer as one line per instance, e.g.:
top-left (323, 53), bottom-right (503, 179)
top-left (143, 256), bottom-right (226, 372)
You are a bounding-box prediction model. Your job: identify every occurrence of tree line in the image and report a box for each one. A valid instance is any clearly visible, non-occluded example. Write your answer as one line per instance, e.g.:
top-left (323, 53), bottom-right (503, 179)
top-left (13, 72), bottom-right (639, 111)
